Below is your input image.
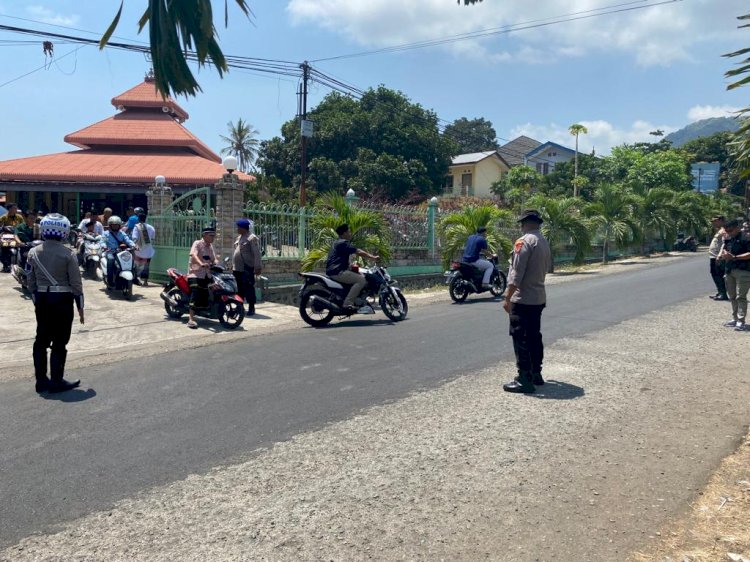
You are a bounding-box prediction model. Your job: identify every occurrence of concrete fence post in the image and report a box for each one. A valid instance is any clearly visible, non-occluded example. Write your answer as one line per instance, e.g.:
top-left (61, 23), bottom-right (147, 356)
top-left (214, 172), bottom-right (244, 261)
top-left (428, 196), bottom-right (438, 260)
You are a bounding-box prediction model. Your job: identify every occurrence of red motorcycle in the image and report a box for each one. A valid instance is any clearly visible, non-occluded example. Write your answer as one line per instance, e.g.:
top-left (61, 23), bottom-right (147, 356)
top-left (160, 264), bottom-right (245, 329)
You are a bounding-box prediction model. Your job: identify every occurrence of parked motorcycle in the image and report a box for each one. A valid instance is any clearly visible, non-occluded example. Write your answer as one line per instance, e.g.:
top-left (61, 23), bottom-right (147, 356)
top-left (672, 234), bottom-right (697, 252)
top-left (101, 245), bottom-right (136, 299)
top-left (444, 255), bottom-right (507, 303)
top-left (79, 234), bottom-right (103, 278)
top-left (11, 240), bottom-right (42, 293)
top-left (298, 264), bottom-right (408, 327)
top-left (160, 262), bottom-right (245, 329)
top-left (0, 227), bottom-right (19, 272)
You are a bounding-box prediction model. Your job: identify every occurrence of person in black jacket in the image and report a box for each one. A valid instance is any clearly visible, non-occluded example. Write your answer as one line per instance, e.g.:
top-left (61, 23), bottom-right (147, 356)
top-left (718, 219), bottom-right (750, 331)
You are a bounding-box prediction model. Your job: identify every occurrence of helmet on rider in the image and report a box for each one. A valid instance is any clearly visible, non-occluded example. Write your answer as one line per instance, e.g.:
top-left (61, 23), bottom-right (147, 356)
top-left (39, 213), bottom-right (70, 241)
top-left (133, 207), bottom-right (144, 215)
top-left (108, 216), bottom-right (123, 229)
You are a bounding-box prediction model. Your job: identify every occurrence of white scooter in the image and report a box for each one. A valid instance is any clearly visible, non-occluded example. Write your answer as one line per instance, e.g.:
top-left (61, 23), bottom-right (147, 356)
top-left (101, 245), bottom-right (136, 300)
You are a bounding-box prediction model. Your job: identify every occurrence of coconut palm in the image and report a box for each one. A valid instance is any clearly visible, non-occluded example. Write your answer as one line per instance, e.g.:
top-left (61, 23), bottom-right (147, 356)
top-left (301, 194), bottom-right (391, 272)
top-left (220, 118), bottom-right (259, 173)
top-left (438, 205), bottom-right (513, 269)
top-left (584, 183), bottom-right (637, 263)
top-left (526, 194), bottom-right (590, 270)
top-left (569, 123), bottom-right (588, 187)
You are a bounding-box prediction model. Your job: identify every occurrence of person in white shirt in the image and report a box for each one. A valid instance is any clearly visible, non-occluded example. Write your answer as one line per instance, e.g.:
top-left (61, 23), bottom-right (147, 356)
top-left (78, 213), bottom-right (103, 236)
top-left (130, 213), bottom-right (156, 287)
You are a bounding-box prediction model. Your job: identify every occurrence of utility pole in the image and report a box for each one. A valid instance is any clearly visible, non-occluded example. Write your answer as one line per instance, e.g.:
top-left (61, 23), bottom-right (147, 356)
top-left (299, 61), bottom-right (311, 207)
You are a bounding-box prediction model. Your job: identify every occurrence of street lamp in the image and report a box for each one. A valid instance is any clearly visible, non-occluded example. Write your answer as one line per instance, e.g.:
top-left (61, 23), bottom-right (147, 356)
top-left (155, 175), bottom-right (166, 186)
top-left (223, 156), bottom-right (238, 174)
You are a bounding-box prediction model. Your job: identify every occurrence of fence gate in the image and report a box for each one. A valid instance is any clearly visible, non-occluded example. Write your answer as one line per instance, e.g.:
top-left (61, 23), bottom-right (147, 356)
top-left (149, 187), bottom-right (213, 279)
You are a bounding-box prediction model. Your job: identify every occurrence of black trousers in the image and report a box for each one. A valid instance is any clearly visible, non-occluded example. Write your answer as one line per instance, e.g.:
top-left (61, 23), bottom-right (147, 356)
top-left (188, 277), bottom-right (210, 310)
top-left (509, 302), bottom-right (545, 375)
top-left (0, 247), bottom-right (11, 269)
top-left (33, 292), bottom-right (74, 382)
top-left (710, 258), bottom-right (727, 296)
top-left (233, 269), bottom-right (256, 309)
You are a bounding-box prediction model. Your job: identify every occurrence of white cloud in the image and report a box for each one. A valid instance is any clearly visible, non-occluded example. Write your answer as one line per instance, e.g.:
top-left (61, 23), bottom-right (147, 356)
top-left (687, 104), bottom-right (741, 121)
top-left (288, 0), bottom-right (746, 67)
top-left (508, 119), bottom-right (678, 155)
top-left (26, 5), bottom-right (80, 27)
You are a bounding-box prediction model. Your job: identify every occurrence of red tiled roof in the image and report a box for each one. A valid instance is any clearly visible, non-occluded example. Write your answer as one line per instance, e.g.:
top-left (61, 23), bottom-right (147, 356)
top-left (0, 150), bottom-right (253, 185)
top-left (111, 80), bottom-right (189, 121)
top-left (64, 112), bottom-right (221, 162)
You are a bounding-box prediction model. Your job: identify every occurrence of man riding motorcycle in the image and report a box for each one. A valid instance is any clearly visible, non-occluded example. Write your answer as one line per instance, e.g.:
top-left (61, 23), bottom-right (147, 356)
top-left (463, 227), bottom-right (495, 289)
top-left (325, 223), bottom-right (379, 312)
top-left (100, 216), bottom-right (136, 286)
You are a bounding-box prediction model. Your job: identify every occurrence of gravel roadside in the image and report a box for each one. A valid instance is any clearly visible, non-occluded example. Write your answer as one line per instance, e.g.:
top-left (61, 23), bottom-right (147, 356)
top-left (2, 284), bottom-right (747, 561)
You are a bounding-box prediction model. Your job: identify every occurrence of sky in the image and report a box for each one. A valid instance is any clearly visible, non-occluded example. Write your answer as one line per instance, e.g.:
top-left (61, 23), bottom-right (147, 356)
top-left (0, 0), bottom-right (749, 164)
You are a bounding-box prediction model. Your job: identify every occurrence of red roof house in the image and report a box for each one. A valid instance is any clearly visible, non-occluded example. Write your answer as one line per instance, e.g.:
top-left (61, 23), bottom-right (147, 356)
top-left (0, 74), bottom-right (252, 220)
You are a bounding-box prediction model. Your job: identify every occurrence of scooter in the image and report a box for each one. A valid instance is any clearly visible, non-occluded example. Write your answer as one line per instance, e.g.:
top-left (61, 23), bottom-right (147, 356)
top-left (0, 227), bottom-right (19, 272)
top-left (79, 234), bottom-right (103, 278)
top-left (444, 254), bottom-right (507, 302)
top-left (11, 241), bottom-right (42, 293)
top-left (160, 261), bottom-right (245, 329)
top-left (101, 244), bottom-right (136, 299)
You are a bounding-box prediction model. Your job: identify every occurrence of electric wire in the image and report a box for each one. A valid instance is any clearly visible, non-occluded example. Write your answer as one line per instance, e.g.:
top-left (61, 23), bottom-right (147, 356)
top-left (311, 0), bottom-right (682, 62)
top-left (0, 45), bottom-right (86, 88)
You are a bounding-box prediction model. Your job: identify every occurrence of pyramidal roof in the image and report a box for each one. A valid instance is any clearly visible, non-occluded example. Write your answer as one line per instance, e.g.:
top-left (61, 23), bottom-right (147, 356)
top-left (63, 75), bottom-right (220, 163)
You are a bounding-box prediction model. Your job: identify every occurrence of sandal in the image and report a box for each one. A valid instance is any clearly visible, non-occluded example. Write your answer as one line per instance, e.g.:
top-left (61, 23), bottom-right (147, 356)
top-left (187, 320), bottom-right (198, 329)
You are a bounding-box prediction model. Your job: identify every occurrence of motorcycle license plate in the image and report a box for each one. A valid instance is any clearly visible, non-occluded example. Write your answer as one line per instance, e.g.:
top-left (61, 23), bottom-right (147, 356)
top-left (444, 271), bottom-right (456, 284)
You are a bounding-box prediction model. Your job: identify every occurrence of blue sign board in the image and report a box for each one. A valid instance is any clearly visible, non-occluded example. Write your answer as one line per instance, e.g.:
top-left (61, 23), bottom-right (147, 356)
top-left (691, 162), bottom-right (720, 192)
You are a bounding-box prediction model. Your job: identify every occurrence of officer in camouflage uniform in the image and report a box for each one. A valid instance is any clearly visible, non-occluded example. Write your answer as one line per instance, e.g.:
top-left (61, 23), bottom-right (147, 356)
top-left (503, 210), bottom-right (552, 394)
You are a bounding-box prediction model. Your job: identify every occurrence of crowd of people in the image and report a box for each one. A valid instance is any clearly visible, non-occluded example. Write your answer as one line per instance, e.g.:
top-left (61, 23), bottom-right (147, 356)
top-left (708, 215), bottom-right (750, 331)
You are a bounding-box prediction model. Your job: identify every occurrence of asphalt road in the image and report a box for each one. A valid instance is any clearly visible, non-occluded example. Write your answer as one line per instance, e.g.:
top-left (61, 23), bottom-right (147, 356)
top-left (0, 255), bottom-right (709, 549)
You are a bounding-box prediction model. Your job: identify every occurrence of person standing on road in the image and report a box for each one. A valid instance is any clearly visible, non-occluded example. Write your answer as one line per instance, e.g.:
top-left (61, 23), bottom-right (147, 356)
top-left (186, 227), bottom-right (217, 329)
top-left (232, 218), bottom-right (262, 316)
top-left (130, 213), bottom-right (156, 287)
top-left (718, 218), bottom-right (750, 331)
top-left (326, 224), bottom-right (379, 312)
top-left (462, 226), bottom-right (494, 288)
top-left (708, 215), bottom-right (728, 301)
top-left (502, 210), bottom-right (552, 394)
top-left (27, 213), bottom-right (84, 394)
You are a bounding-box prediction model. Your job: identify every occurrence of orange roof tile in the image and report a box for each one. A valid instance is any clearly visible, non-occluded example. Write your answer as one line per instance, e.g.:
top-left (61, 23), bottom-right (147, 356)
top-left (111, 80), bottom-right (189, 121)
top-left (64, 112), bottom-right (221, 162)
top-left (0, 150), bottom-right (253, 185)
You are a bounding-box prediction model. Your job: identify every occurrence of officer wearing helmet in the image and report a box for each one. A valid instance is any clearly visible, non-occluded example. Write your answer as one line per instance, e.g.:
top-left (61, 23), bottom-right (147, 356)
top-left (101, 215), bottom-right (136, 288)
top-left (27, 213), bottom-right (84, 393)
top-left (125, 206), bottom-right (145, 233)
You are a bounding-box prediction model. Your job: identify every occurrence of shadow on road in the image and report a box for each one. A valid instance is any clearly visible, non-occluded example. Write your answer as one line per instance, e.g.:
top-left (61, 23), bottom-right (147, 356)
top-left (41, 388), bottom-right (97, 403)
top-left (551, 271), bottom-right (599, 277)
top-left (530, 380), bottom-right (584, 400)
top-left (317, 318), bottom-right (398, 328)
top-left (246, 313), bottom-right (272, 320)
top-left (450, 296), bottom-right (502, 305)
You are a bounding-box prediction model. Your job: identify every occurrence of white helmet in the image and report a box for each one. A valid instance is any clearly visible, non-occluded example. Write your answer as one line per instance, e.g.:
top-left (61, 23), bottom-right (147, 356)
top-left (40, 213), bottom-right (70, 241)
top-left (108, 215), bottom-right (123, 226)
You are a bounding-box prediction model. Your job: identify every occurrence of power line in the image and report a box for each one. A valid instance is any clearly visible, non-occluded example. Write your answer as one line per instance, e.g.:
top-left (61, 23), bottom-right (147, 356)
top-left (0, 12), bottom-right (149, 45)
top-left (311, 0), bottom-right (682, 62)
top-left (0, 45), bottom-right (86, 88)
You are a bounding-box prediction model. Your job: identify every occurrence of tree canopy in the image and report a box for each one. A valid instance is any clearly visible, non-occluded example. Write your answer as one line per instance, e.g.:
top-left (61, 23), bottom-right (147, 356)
top-left (256, 87), bottom-right (456, 201)
top-left (443, 117), bottom-right (498, 153)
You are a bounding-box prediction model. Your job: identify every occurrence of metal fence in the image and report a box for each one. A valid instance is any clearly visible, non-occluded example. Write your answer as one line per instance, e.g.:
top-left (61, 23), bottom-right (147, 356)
top-left (353, 201), bottom-right (431, 251)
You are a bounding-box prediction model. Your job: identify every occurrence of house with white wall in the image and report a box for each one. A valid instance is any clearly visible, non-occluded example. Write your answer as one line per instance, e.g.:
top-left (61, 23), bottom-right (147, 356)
top-left (445, 151), bottom-right (510, 198)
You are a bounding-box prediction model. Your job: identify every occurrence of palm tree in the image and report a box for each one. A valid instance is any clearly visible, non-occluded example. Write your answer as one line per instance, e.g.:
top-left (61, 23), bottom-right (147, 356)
top-left (220, 118), bottom-right (259, 173)
top-left (526, 194), bottom-right (591, 271)
top-left (631, 187), bottom-right (677, 254)
top-left (584, 184), bottom-right (637, 263)
top-left (301, 194), bottom-right (391, 272)
top-left (569, 123), bottom-right (589, 190)
top-left (438, 206), bottom-right (513, 269)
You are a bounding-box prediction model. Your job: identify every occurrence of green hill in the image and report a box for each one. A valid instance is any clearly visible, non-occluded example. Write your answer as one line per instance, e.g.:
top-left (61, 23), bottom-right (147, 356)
top-left (665, 117), bottom-right (739, 147)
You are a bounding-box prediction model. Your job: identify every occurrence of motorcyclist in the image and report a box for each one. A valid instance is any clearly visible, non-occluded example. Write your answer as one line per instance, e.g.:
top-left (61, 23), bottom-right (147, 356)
top-left (325, 224), bottom-right (379, 311)
top-left (100, 215), bottom-right (136, 287)
top-left (1, 225), bottom-right (23, 272)
top-left (15, 211), bottom-right (39, 269)
top-left (77, 219), bottom-right (101, 265)
top-left (462, 227), bottom-right (495, 289)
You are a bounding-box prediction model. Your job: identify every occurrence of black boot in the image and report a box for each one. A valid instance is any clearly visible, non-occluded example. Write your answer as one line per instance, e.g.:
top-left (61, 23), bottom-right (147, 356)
top-left (35, 376), bottom-right (51, 393)
top-left (532, 372), bottom-right (545, 385)
top-left (504, 371), bottom-right (535, 393)
top-left (48, 378), bottom-right (81, 393)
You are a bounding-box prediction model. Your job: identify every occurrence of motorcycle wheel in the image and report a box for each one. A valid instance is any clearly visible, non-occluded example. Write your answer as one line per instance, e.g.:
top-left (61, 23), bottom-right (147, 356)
top-left (122, 281), bottom-right (133, 300)
top-left (380, 289), bottom-right (408, 321)
top-left (449, 276), bottom-right (470, 302)
top-left (86, 261), bottom-right (97, 278)
top-left (164, 287), bottom-right (184, 319)
top-left (489, 271), bottom-right (507, 297)
top-left (219, 299), bottom-right (245, 329)
top-left (299, 288), bottom-right (335, 327)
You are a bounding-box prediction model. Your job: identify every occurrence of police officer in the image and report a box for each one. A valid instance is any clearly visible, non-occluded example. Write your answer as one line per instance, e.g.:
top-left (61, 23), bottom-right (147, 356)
top-left (502, 209), bottom-right (552, 394)
top-left (718, 218), bottom-right (750, 331)
top-left (28, 213), bottom-right (85, 393)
